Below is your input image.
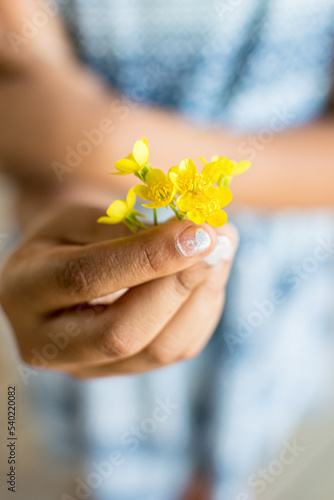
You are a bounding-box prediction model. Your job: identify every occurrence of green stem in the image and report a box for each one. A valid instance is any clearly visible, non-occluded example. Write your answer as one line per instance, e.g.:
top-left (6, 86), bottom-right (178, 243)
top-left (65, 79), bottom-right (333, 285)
top-left (135, 164), bottom-right (152, 182)
top-left (218, 176), bottom-right (232, 188)
top-left (134, 219), bottom-right (149, 230)
top-left (123, 219), bottom-right (138, 233)
top-left (153, 208), bottom-right (158, 226)
top-left (169, 204), bottom-right (185, 220)
top-left (134, 171), bottom-right (145, 182)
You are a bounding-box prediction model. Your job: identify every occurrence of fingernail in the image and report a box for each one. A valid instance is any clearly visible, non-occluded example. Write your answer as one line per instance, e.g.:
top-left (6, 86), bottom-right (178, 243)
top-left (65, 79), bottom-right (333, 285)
top-left (176, 226), bottom-right (212, 257)
top-left (204, 235), bottom-right (235, 266)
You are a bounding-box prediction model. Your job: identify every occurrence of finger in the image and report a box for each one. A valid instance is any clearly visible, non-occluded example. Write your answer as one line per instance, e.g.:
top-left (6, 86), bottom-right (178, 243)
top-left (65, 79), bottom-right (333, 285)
top-left (25, 205), bottom-right (134, 245)
top-left (27, 257), bottom-right (217, 368)
top-left (63, 264), bottom-right (228, 378)
top-left (142, 256), bottom-right (233, 365)
top-left (86, 220), bottom-right (237, 306)
top-left (29, 226), bottom-right (237, 374)
top-left (139, 224), bottom-right (238, 365)
top-left (15, 220), bottom-right (222, 313)
top-left (95, 224), bottom-right (238, 376)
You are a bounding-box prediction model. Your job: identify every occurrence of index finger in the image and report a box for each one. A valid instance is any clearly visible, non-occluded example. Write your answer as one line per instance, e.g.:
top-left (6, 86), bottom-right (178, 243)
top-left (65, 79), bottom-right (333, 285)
top-left (12, 219), bottom-right (220, 313)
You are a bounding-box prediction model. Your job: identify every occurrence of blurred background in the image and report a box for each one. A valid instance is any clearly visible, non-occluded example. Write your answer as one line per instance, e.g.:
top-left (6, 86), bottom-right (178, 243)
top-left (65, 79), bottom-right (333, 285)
top-left (1, 1), bottom-right (334, 499)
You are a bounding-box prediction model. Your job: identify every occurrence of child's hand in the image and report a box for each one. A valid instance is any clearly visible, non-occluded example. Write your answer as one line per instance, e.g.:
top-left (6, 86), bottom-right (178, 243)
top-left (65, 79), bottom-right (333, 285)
top-left (0, 205), bottom-right (237, 378)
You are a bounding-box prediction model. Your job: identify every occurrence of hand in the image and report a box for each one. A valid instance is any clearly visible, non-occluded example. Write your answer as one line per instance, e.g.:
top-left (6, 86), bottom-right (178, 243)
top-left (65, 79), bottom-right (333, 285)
top-left (0, 205), bottom-right (238, 379)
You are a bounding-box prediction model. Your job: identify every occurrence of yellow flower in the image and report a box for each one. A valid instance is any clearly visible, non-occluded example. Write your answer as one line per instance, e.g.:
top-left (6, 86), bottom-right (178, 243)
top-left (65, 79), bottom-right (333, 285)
top-left (202, 156), bottom-right (251, 187)
top-left (168, 159), bottom-right (221, 194)
top-left (134, 169), bottom-right (176, 208)
top-left (112, 137), bottom-right (150, 175)
top-left (98, 188), bottom-right (146, 231)
top-left (176, 186), bottom-right (232, 227)
top-left (97, 188), bottom-right (136, 224)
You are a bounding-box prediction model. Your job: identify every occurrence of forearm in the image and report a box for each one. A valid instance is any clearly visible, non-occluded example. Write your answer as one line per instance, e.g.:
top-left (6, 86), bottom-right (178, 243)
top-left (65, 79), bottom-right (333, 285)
top-left (229, 116), bottom-right (334, 209)
top-left (111, 108), bottom-right (334, 209)
top-left (1, 2), bottom-right (333, 216)
top-left (5, 92), bottom-right (334, 231)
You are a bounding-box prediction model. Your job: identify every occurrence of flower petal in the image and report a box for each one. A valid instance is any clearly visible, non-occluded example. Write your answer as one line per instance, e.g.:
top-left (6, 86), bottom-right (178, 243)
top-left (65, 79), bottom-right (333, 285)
top-left (176, 192), bottom-right (197, 212)
top-left (217, 157), bottom-right (235, 176)
top-left (207, 210), bottom-right (228, 227)
top-left (168, 172), bottom-right (183, 192)
top-left (126, 188), bottom-right (137, 208)
top-left (97, 216), bottom-right (118, 225)
top-left (114, 159), bottom-right (138, 173)
top-left (201, 161), bottom-right (221, 184)
top-left (179, 159), bottom-right (197, 176)
top-left (133, 139), bottom-right (149, 166)
top-left (201, 186), bottom-right (217, 199)
top-left (186, 210), bottom-right (206, 225)
top-left (233, 161), bottom-right (251, 175)
top-left (216, 186), bottom-right (233, 207)
top-left (169, 160), bottom-right (198, 193)
top-left (106, 200), bottom-right (128, 221)
top-left (168, 166), bottom-right (179, 177)
top-left (134, 184), bottom-right (151, 201)
top-left (145, 168), bottom-right (168, 187)
top-left (142, 200), bottom-right (168, 209)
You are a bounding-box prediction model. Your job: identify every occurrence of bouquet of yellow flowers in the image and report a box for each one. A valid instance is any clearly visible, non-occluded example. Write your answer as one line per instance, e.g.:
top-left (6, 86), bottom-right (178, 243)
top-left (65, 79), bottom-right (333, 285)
top-left (98, 138), bottom-right (250, 232)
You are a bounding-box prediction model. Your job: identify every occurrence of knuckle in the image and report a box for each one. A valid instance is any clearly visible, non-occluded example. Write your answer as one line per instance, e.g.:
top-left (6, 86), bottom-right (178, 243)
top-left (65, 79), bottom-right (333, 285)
top-left (145, 343), bottom-right (180, 366)
top-left (56, 254), bottom-right (97, 295)
top-left (138, 243), bottom-right (161, 275)
top-left (96, 324), bottom-right (141, 359)
top-left (173, 271), bottom-right (196, 297)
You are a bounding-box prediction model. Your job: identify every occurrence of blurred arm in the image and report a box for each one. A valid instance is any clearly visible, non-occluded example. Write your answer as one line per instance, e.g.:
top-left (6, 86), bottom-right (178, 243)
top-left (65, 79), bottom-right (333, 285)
top-left (0, 0), bottom-right (333, 219)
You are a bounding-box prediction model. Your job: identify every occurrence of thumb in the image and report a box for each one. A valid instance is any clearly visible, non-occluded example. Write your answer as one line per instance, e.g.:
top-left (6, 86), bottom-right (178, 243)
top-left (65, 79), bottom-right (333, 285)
top-left (20, 219), bottom-right (231, 311)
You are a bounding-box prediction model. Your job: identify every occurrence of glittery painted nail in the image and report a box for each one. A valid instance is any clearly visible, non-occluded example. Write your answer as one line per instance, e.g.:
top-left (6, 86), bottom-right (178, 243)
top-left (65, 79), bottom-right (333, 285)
top-left (176, 226), bottom-right (212, 257)
top-left (204, 235), bottom-right (235, 266)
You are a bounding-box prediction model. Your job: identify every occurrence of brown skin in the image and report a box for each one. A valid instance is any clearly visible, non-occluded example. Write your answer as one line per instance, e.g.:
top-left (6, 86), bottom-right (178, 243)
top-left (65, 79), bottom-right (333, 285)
top-left (0, 48), bottom-right (334, 214)
top-left (0, 206), bottom-right (238, 378)
top-left (0, 1), bottom-right (333, 378)
top-left (0, 2), bottom-right (334, 214)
